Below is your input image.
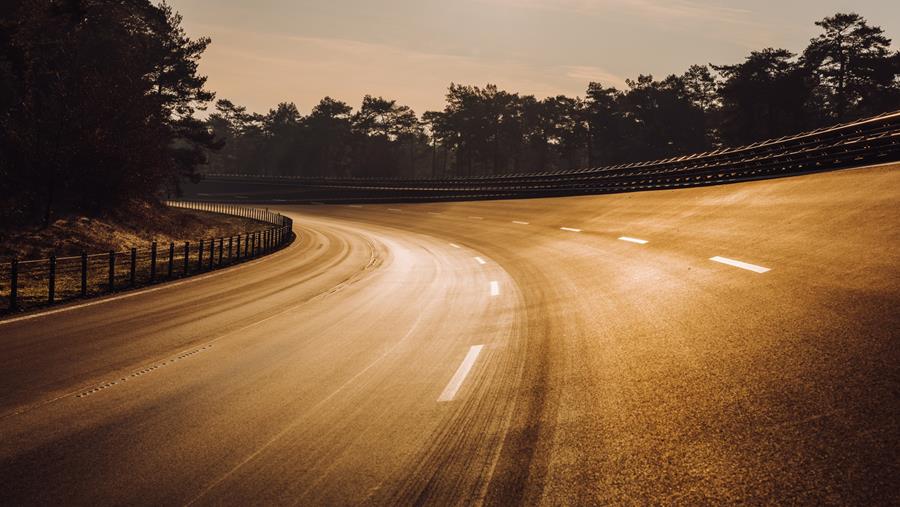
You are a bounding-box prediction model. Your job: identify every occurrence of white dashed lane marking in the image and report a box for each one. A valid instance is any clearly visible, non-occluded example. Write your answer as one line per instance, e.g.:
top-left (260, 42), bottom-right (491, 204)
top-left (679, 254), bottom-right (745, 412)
top-left (560, 227), bottom-right (582, 232)
top-left (449, 243), bottom-right (462, 249)
top-left (474, 257), bottom-right (487, 265)
top-left (512, 221), bottom-right (529, 225)
top-left (437, 345), bottom-right (485, 402)
top-left (618, 236), bottom-right (648, 244)
top-left (490, 281), bottom-right (500, 296)
top-left (709, 256), bottom-right (771, 273)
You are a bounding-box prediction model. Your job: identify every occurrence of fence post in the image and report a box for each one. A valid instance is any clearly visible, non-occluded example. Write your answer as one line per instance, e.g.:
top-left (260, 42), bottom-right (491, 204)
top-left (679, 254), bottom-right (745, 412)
top-left (129, 248), bottom-right (136, 286)
top-left (10, 258), bottom-right (18, 311)
top-left (244, 233), bottom-right (249, 258)
top-left (218, 238), bottom-right (223, 266)
top-left (168, 242), bottom-right (174, 278)
top-left (183, 241), bottom-right (189, 276)
top-left (150, 241), bottom-right (157, 282)
top-left (198, 240), bottom-right (204, 272)
top-left (81, 251), bottom-right (87, 297)
top-left (209, 240), bottom-right (214, 270)
top-left (48, 254), bottom-right (56, 304)
top-left (229, 237), bottom-right (234, 261)
top-left (108, 251), bottom-right (115, 291)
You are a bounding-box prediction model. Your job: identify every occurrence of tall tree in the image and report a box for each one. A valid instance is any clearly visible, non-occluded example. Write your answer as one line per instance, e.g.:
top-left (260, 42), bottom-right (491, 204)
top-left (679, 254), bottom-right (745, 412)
top-left (584, 83), bottom-right (626, 166)
top-left (803, 13), bottom-right (899, 121)
top-left (714, 49), bottom-right (813, 145)
top-left (304, 97), bottom-right (353, 177)
top-left (0, 0), bottom-right (217, 227)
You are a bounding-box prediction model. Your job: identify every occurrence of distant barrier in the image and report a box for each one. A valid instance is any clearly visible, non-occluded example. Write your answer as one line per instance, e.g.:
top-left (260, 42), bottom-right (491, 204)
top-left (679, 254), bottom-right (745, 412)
top-left (200, 110), bottom-right (900, 202)
top-left (0, 202), bottom-right (294, 316)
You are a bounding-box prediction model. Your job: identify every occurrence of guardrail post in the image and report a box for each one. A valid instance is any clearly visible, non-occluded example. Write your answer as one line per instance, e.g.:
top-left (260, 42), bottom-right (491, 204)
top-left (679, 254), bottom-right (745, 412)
top-left (108, 251), bottom-right (115, 291)
top-left (150, 241), bottom-right (157, 282)
top-left (168, 242), bottom-right (174, 278)
top-left (183, 241), bottom-right (189, 276)
top-left (229, 237), bottom-right (234, 261)
top-left (244, 233), bottom-right (249, 258)
top-left (10, 258), bottom-right (18, 311)
top-left (198, 239), bottom-right (204, 272)
top-left (81, 251), bottom-right (87, 297)
top-left (48, 254), bottom-right (56, 304)
top-left (129, 248), bottom-right (136, 286)
top-left (209, 240), bottom-right (214, 270)
top-left (218, 238), bottom-right (224, 266)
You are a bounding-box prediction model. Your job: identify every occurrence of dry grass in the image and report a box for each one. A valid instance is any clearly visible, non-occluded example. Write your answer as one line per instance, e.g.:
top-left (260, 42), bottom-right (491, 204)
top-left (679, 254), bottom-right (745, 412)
top-left (0, 200), bottom-right (264, 260)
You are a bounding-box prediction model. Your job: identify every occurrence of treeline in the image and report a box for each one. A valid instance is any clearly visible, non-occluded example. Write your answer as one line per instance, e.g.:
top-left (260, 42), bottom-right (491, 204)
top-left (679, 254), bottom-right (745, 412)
top-left (2, 7), bottom-right (898, 230)
top-left (0, 0), bottom-right (217, 227)
top-left (208, 12), bottom-right (899, 179)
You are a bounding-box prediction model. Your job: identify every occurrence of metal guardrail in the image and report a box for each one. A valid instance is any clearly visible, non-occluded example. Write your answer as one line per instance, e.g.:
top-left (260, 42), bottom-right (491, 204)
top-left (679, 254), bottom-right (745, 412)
top-left (201, 110), bottom-right (900, 202)
top-left (0, 202), bottom-right (294, 315)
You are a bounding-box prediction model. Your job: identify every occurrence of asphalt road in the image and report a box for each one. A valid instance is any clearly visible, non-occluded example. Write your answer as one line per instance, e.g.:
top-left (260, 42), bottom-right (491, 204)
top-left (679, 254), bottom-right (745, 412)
top-left (1, 163), bottom-right (898, 505)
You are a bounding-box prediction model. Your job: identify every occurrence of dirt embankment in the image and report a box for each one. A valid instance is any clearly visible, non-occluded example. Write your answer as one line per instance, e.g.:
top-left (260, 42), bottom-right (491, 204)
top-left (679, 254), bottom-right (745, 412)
top-left (0, 201), bottom-right (267, 260)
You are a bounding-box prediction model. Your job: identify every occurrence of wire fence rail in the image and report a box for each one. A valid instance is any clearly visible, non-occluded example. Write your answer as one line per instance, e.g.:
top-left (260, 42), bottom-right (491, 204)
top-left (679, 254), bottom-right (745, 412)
top-left (0, 201), bottom-right (294, 316)
top-left (201, 110), bottom-right (900, 202)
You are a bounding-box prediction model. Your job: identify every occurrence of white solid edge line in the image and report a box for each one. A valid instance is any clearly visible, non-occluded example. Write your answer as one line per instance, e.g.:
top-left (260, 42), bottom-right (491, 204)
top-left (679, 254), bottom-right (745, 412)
top-left (560, 227), bottom-right (582, 232)
top-left (709, 256), bottom-right (771, 273)
top-left (437, 345), bottom-right (485, 402)
top-left (512, 221), bottom-right (529, 225)
top-left (490, 280), bottom-right (500, 296)
top-left (387, 208), bottom-right (402, 212)
top-left (618, 236), bottom-right (648, 244)
top-left (449, 243), bottom-right (461, 249)
top-left (469, 216), bottom-right (483, 220)
top-left (474, 256), bottom-right (487, 265)
top-left (347, 204), bottom-right (362, 208)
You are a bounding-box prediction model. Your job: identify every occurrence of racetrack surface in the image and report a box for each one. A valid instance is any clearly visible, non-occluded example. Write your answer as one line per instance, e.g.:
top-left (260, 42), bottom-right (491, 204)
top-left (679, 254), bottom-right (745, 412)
top-left (1, 163), bottom-right (898, 505)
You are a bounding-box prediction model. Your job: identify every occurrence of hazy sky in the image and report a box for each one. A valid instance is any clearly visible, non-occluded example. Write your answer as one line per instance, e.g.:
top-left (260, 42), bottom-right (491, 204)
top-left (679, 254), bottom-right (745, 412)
top-left (174, 0), bottom-right (899, 116)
